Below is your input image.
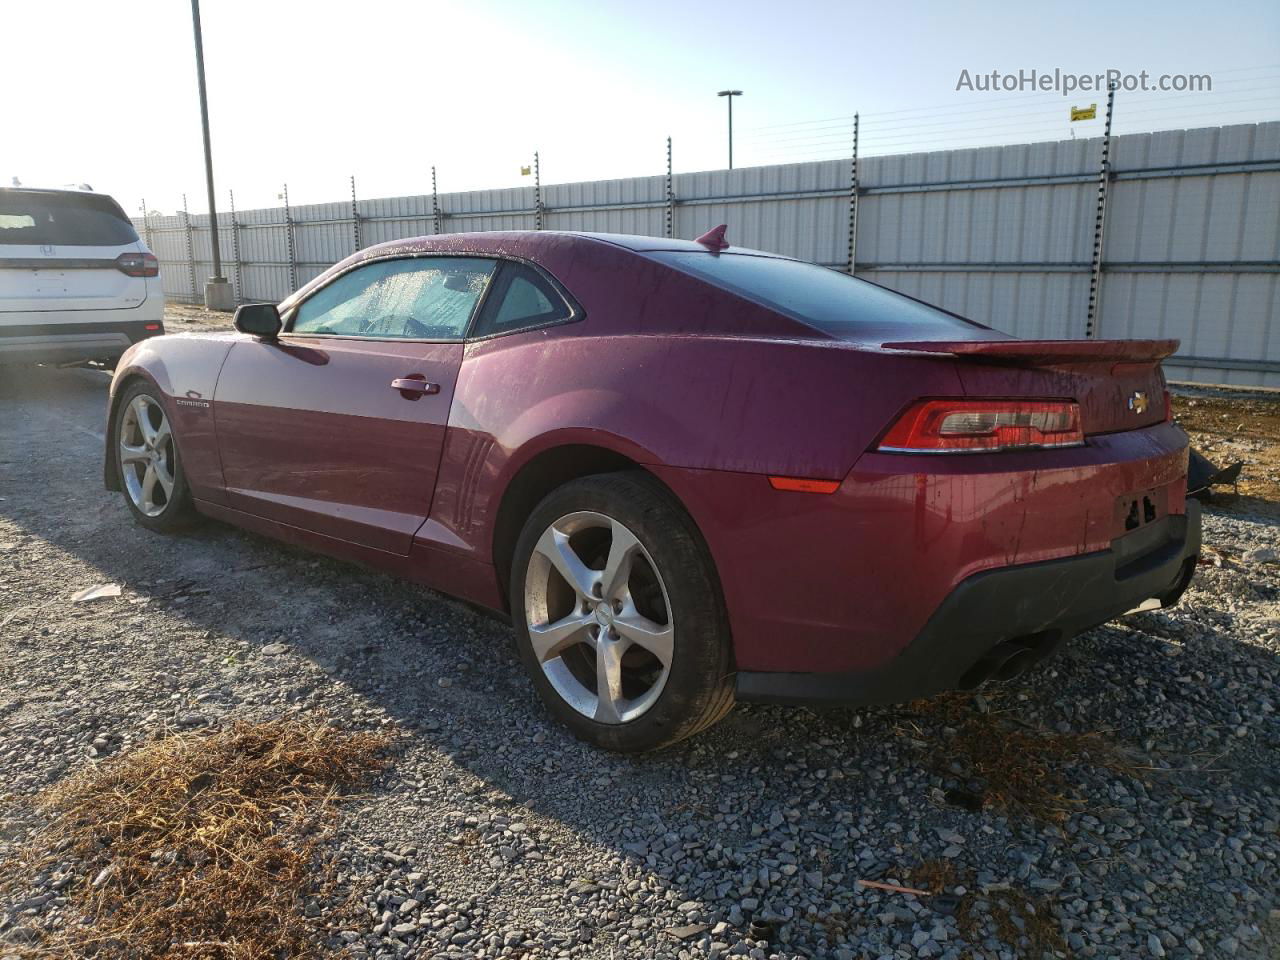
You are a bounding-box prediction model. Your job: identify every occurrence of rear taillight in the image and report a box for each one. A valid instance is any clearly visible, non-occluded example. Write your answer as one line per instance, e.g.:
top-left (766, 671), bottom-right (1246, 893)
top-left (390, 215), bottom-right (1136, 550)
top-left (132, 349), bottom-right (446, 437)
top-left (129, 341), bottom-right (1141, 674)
top-left (878, 399), bottom-right (1084, 454)
top-left (115, 252), bottom-right (159, 277)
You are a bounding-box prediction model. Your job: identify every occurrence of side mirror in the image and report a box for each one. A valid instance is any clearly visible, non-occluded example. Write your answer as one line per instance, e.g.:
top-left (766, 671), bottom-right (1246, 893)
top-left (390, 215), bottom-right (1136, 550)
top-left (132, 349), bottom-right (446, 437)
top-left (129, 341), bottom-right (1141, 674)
top-left (234, 303), bottom-right (282, 339)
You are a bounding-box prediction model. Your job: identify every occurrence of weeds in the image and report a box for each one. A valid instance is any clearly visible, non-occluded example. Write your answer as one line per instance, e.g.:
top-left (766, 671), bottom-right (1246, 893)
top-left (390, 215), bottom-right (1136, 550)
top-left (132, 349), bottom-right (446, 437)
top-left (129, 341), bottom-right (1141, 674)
top-left (901, 693), bottom-right (1138, 821)
top-left (908, 860), bottom-right (1067, 958)
top-left (1, 718), bottom-right (390, 959)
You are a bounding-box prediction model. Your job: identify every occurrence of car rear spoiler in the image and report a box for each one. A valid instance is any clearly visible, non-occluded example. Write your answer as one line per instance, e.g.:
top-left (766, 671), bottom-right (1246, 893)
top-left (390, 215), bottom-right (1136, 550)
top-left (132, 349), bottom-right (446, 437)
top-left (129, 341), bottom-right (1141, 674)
top-left (880, 339), bottom-right (1179, 365)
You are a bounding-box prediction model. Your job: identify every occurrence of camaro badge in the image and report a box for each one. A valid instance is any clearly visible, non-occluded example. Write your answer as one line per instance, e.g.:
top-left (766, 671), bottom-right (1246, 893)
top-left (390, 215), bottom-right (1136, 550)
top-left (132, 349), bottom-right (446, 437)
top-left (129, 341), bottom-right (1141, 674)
top-left (1129, 391), bottom-right (1148, 414)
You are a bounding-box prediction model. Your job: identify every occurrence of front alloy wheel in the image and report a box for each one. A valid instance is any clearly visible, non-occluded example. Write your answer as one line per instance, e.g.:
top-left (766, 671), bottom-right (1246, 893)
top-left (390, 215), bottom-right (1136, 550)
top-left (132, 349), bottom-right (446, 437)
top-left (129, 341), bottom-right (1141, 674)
top-left (113, 382), bottom-right (197, 531)
top-left (119, 394), bottom-right (176, 517)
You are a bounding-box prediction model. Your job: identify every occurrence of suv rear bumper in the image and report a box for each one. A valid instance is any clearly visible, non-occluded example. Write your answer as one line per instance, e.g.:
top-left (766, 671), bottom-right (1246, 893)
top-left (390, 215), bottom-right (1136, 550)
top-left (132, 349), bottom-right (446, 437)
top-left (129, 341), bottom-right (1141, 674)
top-left (0, 318), bottom-right (164, 364)
top-left (736, 499), bottom-right (1201, 706)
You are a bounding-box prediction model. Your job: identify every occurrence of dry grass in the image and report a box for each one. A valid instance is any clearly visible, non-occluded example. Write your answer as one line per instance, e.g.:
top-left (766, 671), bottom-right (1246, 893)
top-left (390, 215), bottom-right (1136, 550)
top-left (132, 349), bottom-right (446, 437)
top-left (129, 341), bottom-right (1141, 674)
top-left (907, 858), bottom-right (957, 894)
top-left (907, 860), bottom-right (1066, 958)
top-left (1, 719), bottom-right (390, 959)
top-left (902, 694), bottom-right (1137, 821)
top-left (977, 887), bottom-right (1067, 958)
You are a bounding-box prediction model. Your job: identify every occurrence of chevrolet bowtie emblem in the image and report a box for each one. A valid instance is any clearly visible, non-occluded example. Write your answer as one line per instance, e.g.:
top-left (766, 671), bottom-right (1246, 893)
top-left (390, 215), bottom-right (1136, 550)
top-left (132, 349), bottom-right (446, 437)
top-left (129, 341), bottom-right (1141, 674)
top-left (1128, 391), bottom-right (1148, 415)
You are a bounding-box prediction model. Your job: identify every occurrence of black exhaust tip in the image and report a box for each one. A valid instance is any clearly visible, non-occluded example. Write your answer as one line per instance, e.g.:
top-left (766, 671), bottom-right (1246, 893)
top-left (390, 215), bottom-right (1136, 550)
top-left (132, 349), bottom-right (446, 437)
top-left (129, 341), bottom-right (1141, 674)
top-left (958, 632), bottom-right (1063, 689)
top-left (993, 647), bottom-right (1039, 682)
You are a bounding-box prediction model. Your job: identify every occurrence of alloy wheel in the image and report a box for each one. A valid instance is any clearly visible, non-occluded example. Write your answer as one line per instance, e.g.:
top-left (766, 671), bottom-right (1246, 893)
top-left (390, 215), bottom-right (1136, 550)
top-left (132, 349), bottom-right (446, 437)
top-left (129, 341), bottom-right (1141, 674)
top-left (523, 511), bottom-right (674, 724)
top-left (119, 395), bottom-right (175, 518)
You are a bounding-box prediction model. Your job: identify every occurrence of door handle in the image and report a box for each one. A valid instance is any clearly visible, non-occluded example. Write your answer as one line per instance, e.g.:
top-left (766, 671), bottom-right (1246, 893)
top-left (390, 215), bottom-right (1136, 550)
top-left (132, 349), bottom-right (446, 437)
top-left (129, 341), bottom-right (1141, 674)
top-left (391, 377), bottom-right (440, 399)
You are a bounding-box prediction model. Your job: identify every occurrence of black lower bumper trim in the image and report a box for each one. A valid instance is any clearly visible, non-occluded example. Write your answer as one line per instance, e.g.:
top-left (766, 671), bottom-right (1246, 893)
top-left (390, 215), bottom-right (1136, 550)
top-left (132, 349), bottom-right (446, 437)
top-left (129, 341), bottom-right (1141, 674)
top-left (0, 319), bottom-right (163, 364)
top-left (737, 500), bottom-right (1202, 707)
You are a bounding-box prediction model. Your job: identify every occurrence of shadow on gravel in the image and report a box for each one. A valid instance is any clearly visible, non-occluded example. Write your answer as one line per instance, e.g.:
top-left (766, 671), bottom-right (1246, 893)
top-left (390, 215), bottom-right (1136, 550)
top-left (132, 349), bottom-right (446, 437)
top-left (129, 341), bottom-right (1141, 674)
top-left (4, 365), bottom-right (1278, 956)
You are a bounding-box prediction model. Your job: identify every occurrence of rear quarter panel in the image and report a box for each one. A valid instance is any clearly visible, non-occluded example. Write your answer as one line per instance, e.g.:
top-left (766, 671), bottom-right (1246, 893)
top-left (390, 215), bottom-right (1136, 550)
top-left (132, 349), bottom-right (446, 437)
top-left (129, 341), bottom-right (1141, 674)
top-left (427, 328), bottom-right (963, 562)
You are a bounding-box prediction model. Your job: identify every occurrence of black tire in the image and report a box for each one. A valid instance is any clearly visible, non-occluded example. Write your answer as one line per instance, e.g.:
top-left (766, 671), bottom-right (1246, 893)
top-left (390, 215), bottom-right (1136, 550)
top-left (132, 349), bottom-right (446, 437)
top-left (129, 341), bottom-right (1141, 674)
top-left (510, 471), bottom-right (735, 752)
top-left (113, 381), bottom-right (198, 533)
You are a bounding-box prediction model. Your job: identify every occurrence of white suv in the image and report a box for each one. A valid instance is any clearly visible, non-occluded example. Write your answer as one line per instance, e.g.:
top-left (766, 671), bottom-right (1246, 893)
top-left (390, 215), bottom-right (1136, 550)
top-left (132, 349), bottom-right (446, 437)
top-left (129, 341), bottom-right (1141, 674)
top-left (0, 187), bottom-right (164, 365)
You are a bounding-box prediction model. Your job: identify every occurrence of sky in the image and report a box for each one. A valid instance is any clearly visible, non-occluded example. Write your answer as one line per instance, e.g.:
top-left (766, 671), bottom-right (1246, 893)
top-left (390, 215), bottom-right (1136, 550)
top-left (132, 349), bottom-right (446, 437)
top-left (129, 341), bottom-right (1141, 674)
top-left (3, 0), bottom-right (1277, 217)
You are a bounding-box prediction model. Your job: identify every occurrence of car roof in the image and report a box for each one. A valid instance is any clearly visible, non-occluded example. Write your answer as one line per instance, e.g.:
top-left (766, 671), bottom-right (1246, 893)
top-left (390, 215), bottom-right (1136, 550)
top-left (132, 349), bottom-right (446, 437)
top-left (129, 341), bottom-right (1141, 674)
top-left (0, 186), bottom-right (103, 197)
top-left (568, 231), bottom-right (789, 259)
top-left (280, 230), bottom-right (798, 313)
top-left (356, 230), bottom-right (790, 261)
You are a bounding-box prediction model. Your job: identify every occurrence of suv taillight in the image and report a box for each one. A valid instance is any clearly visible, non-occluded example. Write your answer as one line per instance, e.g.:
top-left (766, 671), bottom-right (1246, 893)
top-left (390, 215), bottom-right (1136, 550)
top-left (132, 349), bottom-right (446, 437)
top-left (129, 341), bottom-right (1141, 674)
top-left (115, 252), bottom-right (159, 278)
top-left (878, 399), bottom-right (1084, 454)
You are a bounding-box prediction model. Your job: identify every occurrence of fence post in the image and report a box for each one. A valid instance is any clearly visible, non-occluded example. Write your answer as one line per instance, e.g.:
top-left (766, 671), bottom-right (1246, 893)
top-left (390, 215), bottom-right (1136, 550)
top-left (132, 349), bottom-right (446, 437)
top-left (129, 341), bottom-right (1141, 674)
top-left (140, 198), bottom-right (153, 250)
top-left (228, 189), bottom-right (242, 304)
top-left (182, 193), bottom-right (197, 304)
top-left (281, 183), bottom-right (297, 294)
top-left (431, 165), bottom-right (441, 235)
top-left (1085, 85), bottom-right (1117, 339)
top-left (665, 137), bottom-right (674, 239)
top-left (847, 113), bottom-right (860, 275)
top-left (534, 151), bottom-right (543, 230)
top-left (350, 174), bottom-right (361, 253)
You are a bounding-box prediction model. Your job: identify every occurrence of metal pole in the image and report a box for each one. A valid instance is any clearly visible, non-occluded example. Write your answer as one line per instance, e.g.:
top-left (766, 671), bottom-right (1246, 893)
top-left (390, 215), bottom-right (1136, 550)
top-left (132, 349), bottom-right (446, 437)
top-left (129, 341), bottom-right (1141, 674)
top-left (350, 174), bottom-right (361, 253)
top-left (181, 193), bottom-right (196, 303)
top-left (1085, 84), bottom-right (1117, 338)
top-left (534, 151), bottom-right (542, 230)
top-left (228, 189), bottom-right (242, 304)
top-left (848, 113), bottom-right (860, 275)
top-left (717, 90), bottom-right (743, 170)
top-left (665, 137), bottom-right (674, 239)
top-left (189, 0), bottom-right (223, 280)
top-left (728, 96), bottom-right (734, 169)
top-left (282, 183), bottom-right (297, 293)
top-left (431, 165), bottom-right (441, 235)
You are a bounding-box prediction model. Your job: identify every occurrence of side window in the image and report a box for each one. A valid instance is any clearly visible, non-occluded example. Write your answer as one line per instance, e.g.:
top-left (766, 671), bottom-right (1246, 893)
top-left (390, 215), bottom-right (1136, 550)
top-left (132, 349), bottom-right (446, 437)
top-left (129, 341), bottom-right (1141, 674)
top-left (470, 262), bottom-right (573, 338)
top-left (291, 257), bottom-right (496, 340)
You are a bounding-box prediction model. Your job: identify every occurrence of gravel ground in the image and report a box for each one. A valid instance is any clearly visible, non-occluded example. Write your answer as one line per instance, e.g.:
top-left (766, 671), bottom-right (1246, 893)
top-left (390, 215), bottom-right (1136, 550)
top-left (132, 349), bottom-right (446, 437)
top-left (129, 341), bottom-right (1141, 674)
top-left (157, 302), bottom-right (235, 334)
top-left (1, 364), bottom-right (1277, 960)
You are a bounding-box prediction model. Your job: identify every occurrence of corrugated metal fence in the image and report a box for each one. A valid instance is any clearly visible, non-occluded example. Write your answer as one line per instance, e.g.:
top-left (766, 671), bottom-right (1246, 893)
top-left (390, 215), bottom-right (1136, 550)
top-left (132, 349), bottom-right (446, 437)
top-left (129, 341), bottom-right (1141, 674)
top-left (136, 122), bottom-right (1280, 387)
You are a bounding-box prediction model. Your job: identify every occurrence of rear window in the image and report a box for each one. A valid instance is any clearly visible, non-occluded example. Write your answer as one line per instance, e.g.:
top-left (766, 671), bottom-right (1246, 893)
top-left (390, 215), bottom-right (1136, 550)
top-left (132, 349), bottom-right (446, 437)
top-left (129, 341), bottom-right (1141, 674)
top-left (0, 191), bottom-right (138, 246)
top-left (651, 252), bottom-right (978, 336)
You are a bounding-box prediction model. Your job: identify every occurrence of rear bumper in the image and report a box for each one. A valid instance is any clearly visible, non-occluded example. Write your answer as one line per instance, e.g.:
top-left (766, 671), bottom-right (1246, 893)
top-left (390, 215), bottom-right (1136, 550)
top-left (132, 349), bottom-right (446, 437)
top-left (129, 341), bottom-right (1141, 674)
top-left (737, 499), bottom-right (1201, 706)
top-left (0, 318), bottom-right (164, 364)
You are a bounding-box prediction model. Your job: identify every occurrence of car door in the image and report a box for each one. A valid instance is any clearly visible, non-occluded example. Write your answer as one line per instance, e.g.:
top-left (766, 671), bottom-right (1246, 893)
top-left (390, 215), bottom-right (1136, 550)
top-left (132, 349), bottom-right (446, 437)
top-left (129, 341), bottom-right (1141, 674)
top-left (213, 254), bottom-right (497, 555)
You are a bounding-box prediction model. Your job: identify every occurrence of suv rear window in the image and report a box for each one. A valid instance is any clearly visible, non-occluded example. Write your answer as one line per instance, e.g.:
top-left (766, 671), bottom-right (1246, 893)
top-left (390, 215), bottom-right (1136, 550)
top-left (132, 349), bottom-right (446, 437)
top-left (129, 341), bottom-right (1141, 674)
top-left (0, 191), bottom-right (138, 246)
top-left (651, 251), bottom-right (978, 336)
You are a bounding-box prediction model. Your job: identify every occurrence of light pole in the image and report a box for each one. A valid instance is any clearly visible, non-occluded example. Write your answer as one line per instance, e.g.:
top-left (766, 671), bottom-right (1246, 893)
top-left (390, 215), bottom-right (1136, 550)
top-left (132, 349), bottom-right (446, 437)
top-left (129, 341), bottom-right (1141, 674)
top-left (718, 90), bottom-right (743, 169)
top-left (189, 0), bottom-right (232, 310)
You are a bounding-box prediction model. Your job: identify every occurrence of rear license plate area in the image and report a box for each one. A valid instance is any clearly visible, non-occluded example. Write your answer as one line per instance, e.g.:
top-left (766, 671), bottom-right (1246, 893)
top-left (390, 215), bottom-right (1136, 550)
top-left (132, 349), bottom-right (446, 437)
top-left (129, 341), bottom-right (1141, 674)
top-left (1114, 486), bottom-right (1168, 535)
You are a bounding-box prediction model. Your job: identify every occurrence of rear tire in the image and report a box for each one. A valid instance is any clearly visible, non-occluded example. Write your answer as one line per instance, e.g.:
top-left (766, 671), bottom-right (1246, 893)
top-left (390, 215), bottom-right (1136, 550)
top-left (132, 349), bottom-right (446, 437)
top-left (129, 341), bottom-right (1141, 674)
top-left (510, 472), bottom-right (735, 752)
top-left (114, 381), bottom-right (198, 533)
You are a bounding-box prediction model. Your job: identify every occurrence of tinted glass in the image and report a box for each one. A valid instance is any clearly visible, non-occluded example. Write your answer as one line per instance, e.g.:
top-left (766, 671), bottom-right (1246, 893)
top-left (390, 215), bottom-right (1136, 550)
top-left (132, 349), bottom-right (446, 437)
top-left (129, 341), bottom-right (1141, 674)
top-left (651, 252), bottom-right (977, 336)
top-left (0, 191), bottom-right (138, 246)
top-left (292, 257), bottom-right (495, 340)
top-left (471, 262), bottom-right (572, 338)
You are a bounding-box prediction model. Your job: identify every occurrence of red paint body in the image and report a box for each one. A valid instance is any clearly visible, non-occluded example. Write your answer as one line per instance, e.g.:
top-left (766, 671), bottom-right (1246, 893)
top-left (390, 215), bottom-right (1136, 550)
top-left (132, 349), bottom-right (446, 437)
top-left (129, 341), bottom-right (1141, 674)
top-left (107, 232), bottom-right (1189, 679)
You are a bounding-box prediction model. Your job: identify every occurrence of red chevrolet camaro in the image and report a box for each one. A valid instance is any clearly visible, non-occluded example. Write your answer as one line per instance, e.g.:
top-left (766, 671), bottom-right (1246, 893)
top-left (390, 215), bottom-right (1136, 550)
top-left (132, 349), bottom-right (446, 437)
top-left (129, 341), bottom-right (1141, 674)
top-left (104, 229), bottom-right (1200, 751)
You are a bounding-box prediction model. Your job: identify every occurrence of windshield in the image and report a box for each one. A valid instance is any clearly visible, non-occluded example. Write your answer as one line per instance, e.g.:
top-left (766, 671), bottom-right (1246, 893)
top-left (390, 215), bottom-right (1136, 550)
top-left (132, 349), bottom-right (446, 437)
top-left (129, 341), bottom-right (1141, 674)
top-left (651, 251), bottom-right (980, 338)
top-left (0, 191), bottom-right (138, 246)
